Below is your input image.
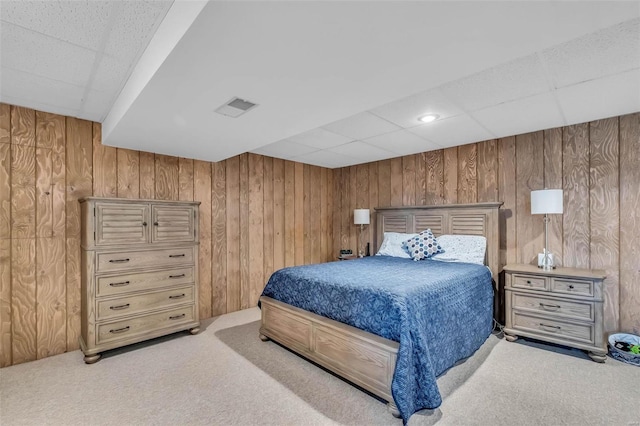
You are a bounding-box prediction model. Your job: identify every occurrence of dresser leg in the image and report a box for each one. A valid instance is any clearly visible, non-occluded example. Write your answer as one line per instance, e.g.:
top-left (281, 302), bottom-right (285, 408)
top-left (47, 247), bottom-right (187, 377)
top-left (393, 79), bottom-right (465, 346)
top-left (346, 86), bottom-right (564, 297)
top-left (387, 401), bottom-right (401, 418)
top-left (84, 353), bottom-right (101, 364)
top-left (259, 333), bottom-right (270, 342)
top-left (189, 327), bottom-right (200, 335)
top-left (587, 351), bottom-right (607, 363)
top-left (504, 333), bottom-right (518, 342)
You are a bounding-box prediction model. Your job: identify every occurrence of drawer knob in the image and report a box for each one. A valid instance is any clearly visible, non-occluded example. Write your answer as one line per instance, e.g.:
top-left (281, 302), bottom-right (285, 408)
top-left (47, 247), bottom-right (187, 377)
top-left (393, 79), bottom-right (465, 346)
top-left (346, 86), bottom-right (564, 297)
top-left (109, 281), bottom-right (130, 287)
top-left (169, 254), bottom-right (185, 258)
top-left (568, 284), bottom-right (575, 290)
top-left (169, 274), bottom-right (185, 279)
top-left (526, 280), bottom-right (532, 285)
top-left (169, 294), bottom-right (186, 299)
top-left (169, 313), bottom-right (186, 320)
top-left (154, 222), bottom-right (159, 226)
top-left (142, 221), bottom-right (147, 227)
top-left (109, 258), bottom-right (130, 263)
top-left (110, 303), bottom-right (130, 311)
top-left (109, 326), bottom-right (130, 334)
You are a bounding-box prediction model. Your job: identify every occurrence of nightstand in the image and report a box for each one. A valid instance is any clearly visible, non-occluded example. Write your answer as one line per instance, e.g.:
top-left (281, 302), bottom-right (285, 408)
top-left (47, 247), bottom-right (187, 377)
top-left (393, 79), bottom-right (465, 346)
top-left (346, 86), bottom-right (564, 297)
top-left (503, 264), bottom-right (607, 362)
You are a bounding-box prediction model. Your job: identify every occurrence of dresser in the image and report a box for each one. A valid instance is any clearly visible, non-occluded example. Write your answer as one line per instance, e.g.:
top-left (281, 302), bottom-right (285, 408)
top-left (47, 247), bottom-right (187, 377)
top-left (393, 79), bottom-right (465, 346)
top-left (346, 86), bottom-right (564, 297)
top-left (503, 264), bottom-right (606, 362)
top-left (79, 197), bottom-right (200, 363)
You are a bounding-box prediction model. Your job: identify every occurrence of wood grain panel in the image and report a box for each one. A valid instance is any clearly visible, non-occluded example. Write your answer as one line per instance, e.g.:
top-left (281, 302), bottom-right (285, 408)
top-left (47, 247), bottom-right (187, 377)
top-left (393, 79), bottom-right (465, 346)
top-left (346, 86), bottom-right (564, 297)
top-left (36, 147), bottom-right (53, 237)
top-left (211, 161), bottom-right (227, 317)
top-left (273, 158), bottom-right (285, 271)
top-left (443, 147), bottom-right (458, 204)
top-left (477, 140), bottom-right (498, 202)
top-left (543, 128), bottom-right (563, 266)
top-left (284, 161), bottom-right (295, 267)
top-left (0, 238), bottom-right (11, 367)
top-left (311, 166), bottom-right (322, 264)
top-left (11, 238), bottom-right (36, 364)
top-left (263, 157), bottom-right (275, 279)
top-left (155, 154), bottom-right (179, 201)
top-left (457, 144), bottom-right (477, 204)
top-left (36, 237), bottom-right (66, 359)
top-left (92, 124), bottom-right (117, 198)
top-left (11, 106), bottom-right (35, 146)
top-left (619, 113), bottom-right (640, 334)
top-left (498, 136), bottom-right (517, 266)
top-left (304, 165), bottom-right (311, 265)
top-left (0, 143), bottom-right (11, 239)
top-left (11, 143), bottom-right (36, 239)
top-left (563, 124), bottom-right (590, 269)
top-left (294, 162), bottom-right (304, 265)
top-left (0, 103), bottom-right (9, 144)
top-left (65, 237), bottom-right (81, 351)
top-left (339, 167), bottom-right (350, 251)
top-left (402, 155), bottom-right (415, 206)
top-left (239, 154), bottom-right (250, 309)
top-left (415, 152), bottom-right (427, 206)
top-left (356, 164), bottom-right (369, 255)
top-left (390, 158), bottom-right (403, 207)
top-left (248, 154), bottom-right (264, 307)
top-left (225, 156), bottom-right (240, 313)
top-left (117, 148), bottom-right (140, 199)
top-left (332, 168), bottom-right (342, 260)
top-left (178, 158), bottom-right (193, 201)
top-left (378, 159), bottom-right (391, 207)
top-left (325, 168), bottom-right (333, 262)
top-left (194, 160), bottom-right (212, 319)
top-left (368, 163), bottom-right (378, 252)
top-left (37, 112), bottom-right (65, 238)
top-left (348, 166), bottom-right (357, 255)
top-left (515, 132), bottom-right (544, 265)
top-left (36, 112), bottom-right (64, 150)
top-left (589, 117), bottom-right (619, 334)
top-left (65, 118), bottom-right (92, 240)
top-left (425, 150), bottom-right (444, 205)
top-left (139, 151), bottom-right (155, 199)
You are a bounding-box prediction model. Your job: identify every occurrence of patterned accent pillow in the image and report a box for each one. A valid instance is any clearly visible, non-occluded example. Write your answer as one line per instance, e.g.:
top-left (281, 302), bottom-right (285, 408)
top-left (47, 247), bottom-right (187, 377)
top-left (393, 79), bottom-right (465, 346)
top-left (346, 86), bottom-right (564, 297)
top-left (402, 229), bottom-right (444, 261)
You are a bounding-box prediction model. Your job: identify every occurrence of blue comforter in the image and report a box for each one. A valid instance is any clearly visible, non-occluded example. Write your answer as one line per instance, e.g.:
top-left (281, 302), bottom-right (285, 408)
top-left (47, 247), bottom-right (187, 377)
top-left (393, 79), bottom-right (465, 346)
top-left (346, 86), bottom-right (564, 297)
top-left (260, 256), bottom-right (493, 423)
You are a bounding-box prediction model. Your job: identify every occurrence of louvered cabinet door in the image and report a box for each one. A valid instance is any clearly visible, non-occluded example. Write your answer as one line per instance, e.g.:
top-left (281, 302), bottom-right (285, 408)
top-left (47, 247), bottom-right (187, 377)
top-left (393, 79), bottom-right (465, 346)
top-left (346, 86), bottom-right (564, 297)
top-left (95, 202), bottom-right (149, 246)
top-left (151, 204), bottom-right (196, 243)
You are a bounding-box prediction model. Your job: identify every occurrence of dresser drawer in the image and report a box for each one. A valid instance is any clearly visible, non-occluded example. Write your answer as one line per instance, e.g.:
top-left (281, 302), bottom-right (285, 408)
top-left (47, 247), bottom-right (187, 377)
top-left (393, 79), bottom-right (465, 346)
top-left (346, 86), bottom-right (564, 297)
top-left (512, 312), bottom-right (594, 345)
top-left (96, 285), bottom-right (195, 321)
top-left (96, 267), bottom-right (194, 297)
top-left (511, 293), bottom-right (594, 321)
top-left (96, 247), bottom-right (195, 272)
top-left (551, 278), bottom-right (593, 297)
top-left (96, 306), bottom-right (195, 345)
top-left (511, 274), bottom-right (547, 290)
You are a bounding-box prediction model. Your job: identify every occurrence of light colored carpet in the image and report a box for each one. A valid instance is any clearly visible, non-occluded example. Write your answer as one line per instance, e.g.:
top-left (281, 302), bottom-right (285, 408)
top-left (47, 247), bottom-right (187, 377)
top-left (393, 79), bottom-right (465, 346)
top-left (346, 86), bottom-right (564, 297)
top-left (1, 307), bottom-right (638, 425)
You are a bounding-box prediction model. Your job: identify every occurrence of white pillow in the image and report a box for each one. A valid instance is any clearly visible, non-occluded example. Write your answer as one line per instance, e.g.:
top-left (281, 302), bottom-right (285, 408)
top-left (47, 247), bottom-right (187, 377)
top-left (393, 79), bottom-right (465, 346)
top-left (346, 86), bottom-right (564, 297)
top-left (431, 235), bottom-right (487, 265)
top-left (375, 232), bottom-right (417, 258)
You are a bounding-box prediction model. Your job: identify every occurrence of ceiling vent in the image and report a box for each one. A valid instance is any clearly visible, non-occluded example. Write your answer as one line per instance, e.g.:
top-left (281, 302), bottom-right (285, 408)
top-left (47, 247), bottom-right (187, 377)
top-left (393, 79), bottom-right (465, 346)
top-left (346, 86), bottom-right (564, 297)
top-left (215, 97), bottom-right (258, 118)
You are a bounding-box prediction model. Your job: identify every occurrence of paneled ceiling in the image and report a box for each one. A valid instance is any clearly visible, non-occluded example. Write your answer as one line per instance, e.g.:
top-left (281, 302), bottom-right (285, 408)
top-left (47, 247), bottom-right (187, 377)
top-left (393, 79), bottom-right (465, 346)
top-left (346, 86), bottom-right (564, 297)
top-left (1, 1), bottom-right (639, 168)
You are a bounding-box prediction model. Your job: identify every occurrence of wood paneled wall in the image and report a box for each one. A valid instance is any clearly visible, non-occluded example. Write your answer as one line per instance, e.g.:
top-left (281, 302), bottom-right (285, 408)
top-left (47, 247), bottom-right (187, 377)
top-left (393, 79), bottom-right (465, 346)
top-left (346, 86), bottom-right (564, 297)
top-left (0, 103), bottom-right (333, 367)
top-left (332, 114), bottom-right (640, 336)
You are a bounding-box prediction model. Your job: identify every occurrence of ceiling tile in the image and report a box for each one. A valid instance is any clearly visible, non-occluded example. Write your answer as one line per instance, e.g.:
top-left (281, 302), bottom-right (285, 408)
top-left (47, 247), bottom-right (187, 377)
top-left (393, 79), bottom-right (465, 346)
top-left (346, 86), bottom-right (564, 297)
top-left (290, 150), bottom-right (358, 169)
top-left (369, 88), bottom-right (465, 129)
top-left (1, 22), bottom-right (95, 87)
top-left (327, 141), bottom-right (397, 163)
top-left (322, 112), bottom-right (401, 140)
top-left (0, 0), bottom-right (113, 51)
top-left (250, 139), bottom-right (318, 159)
top-left (556, 69), bottom-right (640, 125)
top-left (440, 53), bottom-right (551, 112)
top-left (470, 92), bottom-right (565, 139)
top-left (364, 129), bottom-right (440, 156)
top-left (542, 18), bottom-right (640, 88)
top-left (91, 55), bottom-right (131, 93)
top-left (80, 89), bottom-right (118, 122)
top-left (409, 114), bottom-right (495, 148)
top-left (287, 128), bottom-right (353, 149)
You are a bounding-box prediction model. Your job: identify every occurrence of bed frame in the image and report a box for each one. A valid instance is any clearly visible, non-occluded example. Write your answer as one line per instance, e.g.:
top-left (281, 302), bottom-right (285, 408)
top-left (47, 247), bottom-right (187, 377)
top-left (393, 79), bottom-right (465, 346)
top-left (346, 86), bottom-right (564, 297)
top-left (259, 202), bottom-right (502, 416)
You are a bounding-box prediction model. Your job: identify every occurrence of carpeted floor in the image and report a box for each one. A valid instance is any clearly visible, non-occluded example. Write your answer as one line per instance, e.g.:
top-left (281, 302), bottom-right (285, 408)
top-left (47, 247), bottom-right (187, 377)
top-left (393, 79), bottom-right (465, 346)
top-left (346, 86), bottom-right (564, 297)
top-left (1, 307), bottom-right (638, 425)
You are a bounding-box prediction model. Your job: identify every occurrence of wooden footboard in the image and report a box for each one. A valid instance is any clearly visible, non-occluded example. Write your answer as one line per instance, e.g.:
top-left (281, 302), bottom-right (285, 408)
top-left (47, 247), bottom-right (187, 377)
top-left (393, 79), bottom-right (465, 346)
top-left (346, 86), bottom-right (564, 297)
top-left (259, 296), bottom-right (399, 412)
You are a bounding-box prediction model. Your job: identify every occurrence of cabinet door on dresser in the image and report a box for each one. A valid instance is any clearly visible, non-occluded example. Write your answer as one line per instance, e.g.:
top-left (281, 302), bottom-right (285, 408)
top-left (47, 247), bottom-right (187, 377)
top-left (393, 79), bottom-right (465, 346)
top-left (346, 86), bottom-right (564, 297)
top-left (95, 202), bottom-right (150, 246)
top-left (151, 204), bottom-right (196, 243)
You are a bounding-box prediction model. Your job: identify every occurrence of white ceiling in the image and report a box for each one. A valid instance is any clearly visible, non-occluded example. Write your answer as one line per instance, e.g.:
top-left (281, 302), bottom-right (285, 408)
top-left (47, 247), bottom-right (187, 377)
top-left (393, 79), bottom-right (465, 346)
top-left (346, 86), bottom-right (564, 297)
top-left (1, 1), bottom-right (639, 169)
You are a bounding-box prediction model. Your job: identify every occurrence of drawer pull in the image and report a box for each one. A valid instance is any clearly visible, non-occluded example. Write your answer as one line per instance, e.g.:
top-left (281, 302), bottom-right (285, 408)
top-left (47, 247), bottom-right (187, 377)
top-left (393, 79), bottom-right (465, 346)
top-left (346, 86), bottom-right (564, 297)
top-left (539, 302), bottom-right (561, 310)
top-left (169, 313), bottom-right (186, 320)
top-left (154, 222), bottom-right (159, 226)
top-left (109, 258), bottom-right (130, 263)
top-left (110, 303), bottom-right (130, 311)
top-left (526, 280), bottom-right (532, 284)
top-left (109, 280), bottom-right (130, 287)
top-left (169, 274), bottom-right (185, 279)
top-left (109, 326), bottom-right (130, 334)
top-left (539, 323), bottom-right (561, 331)
top-left (568, 284), bottom-right (575, 290)
top-left (142, 221), bottom-right (147, 226)
top-left (169, 254), bottom-right (185, 258)
top-left (169, 294), bottom-right (186, 299)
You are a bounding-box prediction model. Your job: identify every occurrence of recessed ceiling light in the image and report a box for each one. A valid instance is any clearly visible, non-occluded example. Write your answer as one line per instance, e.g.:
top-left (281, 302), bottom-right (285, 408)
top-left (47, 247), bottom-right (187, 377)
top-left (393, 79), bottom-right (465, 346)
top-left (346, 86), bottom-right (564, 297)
top-left (418, 113), bottom-right (439, 124)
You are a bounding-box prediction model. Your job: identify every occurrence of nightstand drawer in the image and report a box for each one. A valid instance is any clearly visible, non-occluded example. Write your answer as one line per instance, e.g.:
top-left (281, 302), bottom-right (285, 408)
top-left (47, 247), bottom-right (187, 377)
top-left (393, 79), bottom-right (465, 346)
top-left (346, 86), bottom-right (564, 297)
top-left (512, 293), bottom-right (594, 321)
top-left (512, 312), bottom-right (594, 345)
top-left (512, 274), bottom-right (547, 290)
top-left (551, 278), bottom-right (593, 297)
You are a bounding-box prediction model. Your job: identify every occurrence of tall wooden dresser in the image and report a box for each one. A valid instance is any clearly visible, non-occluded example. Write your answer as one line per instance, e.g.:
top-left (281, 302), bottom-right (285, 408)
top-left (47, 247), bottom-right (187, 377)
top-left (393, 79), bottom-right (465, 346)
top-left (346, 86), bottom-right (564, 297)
top-left (79, 197), bottom-right (200, 363)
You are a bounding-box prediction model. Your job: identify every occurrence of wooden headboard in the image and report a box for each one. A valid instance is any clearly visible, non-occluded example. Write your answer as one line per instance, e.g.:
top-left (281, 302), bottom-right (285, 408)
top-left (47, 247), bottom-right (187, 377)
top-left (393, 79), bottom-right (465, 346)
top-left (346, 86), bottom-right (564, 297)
top-left (374, 202), bottom-right (503, 281)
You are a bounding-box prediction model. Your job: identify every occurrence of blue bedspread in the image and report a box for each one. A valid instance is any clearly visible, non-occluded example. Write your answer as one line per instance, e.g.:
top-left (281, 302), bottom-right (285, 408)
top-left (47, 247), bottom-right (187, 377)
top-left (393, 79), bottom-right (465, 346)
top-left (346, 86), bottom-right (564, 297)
top-left (260, 256), bottom-right (493, 423)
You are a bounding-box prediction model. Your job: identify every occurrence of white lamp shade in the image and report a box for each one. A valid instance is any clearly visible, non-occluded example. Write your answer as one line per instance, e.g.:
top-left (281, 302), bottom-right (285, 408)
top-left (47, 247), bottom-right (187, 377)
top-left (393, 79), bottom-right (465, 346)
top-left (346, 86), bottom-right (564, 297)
top-left (354, 209), bottom-right (370, 225)
top-left (531, 189), bottom-right (563, 214)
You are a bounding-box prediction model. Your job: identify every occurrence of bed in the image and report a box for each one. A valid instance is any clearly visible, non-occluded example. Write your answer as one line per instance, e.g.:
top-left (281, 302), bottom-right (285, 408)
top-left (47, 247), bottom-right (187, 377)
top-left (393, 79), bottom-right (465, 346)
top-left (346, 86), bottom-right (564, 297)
top-left (258, 203), bottom-right (502, 422)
